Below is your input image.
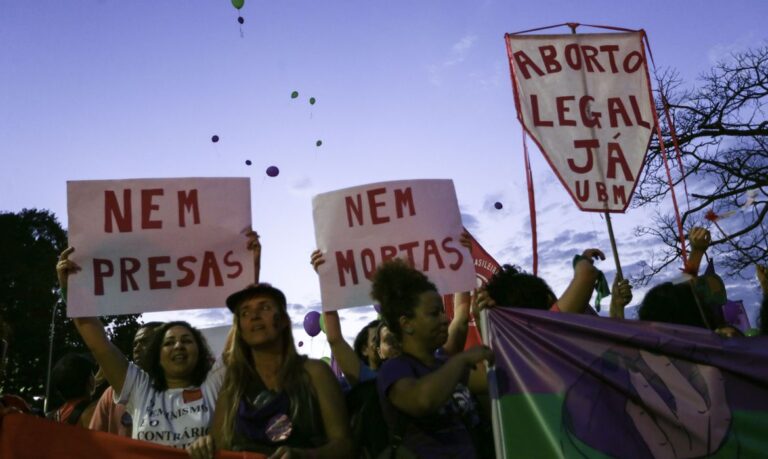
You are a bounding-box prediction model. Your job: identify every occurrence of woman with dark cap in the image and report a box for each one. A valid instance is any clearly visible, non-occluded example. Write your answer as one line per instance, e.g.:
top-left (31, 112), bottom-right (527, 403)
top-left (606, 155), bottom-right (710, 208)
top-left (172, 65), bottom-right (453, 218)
top-left (189, 283), bottom-right (352, 459)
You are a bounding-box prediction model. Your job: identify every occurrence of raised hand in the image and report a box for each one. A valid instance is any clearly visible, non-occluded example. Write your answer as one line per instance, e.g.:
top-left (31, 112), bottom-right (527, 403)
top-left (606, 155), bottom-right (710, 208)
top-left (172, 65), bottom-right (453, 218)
top-left (310, 249), bottom-right (325, 273)
top-left (625, 351), bottom-right (730, 458)
top-left (56, 247), bottom-right (81, 291)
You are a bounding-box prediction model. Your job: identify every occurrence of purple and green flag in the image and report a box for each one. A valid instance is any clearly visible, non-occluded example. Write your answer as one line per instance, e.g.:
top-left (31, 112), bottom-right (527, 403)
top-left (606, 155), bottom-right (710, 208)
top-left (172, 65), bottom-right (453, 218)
top-left (485, 308), bottom-right (768, 458)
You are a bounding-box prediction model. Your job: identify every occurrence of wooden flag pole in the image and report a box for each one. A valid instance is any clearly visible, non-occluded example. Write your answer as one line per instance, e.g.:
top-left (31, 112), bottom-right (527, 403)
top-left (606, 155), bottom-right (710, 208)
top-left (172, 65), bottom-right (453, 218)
top-left (567, 22), bottom-right (624, 280)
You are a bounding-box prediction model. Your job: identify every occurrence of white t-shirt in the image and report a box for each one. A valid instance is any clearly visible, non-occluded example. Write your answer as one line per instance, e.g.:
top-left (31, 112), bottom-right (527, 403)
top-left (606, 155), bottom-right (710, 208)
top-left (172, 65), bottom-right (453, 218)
top-left (116, 359), bottom-right (225, 449)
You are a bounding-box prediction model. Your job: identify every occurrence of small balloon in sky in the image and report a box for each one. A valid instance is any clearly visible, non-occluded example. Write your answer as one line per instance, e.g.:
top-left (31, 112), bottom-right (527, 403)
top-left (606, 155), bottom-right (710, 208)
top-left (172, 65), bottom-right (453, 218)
top-left (316, 140), bottom-right (322, 147)
top-left (494, 202), bottom-right (503, 210)
top-left (245, 159), bottom-right (252, 166)
top-left (211, 135), bottom-right (219, 143)
top-left (298, 341), bottom-right (304, 347)
top-left (231, 0), bottom-right (244, 10)
top-left (290, 91), bottom-right (299, 99)
top-left (237, 16), bottom-right (244, 24)
top-left (266, 165), bottom-right (280, 177)
top-left (309, 97), bottom-right (316, 105)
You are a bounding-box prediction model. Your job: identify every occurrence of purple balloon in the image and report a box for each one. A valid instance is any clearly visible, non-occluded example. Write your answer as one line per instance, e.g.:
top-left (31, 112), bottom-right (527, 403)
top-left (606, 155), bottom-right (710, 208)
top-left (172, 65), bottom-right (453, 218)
top-left (245, 159), bottom-right (252, 166)
top-left (211, 135), bottom-right (219, 143)
top-left (303, 311), bottom-right (321, 337)
top-left (494, 201), bottom-right (503, 210)
top-left (373, 304), bottom-right (382, 314)
top-left (298, 341), bottom-right (304, 347)
top-left (266, 165), bottom-right (279, 177)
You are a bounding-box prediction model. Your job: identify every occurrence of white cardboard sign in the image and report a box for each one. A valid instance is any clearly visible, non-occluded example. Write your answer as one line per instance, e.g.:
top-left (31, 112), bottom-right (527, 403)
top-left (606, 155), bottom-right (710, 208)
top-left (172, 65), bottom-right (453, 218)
top-left (312, 179), bottom-right (476, 310)
top-left (506, 32), bottom-right (654, 212)
top-left (66, 177), bottom-right (253, 317)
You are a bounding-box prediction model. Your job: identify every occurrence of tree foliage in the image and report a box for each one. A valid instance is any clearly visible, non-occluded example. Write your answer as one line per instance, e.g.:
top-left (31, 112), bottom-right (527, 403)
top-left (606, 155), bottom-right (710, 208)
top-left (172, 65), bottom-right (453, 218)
top-left (0, 209), bottom-right (141, 407)
top-left (632, 46), bottom-right (768, 283)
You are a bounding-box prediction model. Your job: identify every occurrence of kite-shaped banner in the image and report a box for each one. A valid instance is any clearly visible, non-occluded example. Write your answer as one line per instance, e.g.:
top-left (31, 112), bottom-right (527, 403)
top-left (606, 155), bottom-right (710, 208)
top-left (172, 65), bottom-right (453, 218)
top-left (506, 31), bottom-right (654, 212)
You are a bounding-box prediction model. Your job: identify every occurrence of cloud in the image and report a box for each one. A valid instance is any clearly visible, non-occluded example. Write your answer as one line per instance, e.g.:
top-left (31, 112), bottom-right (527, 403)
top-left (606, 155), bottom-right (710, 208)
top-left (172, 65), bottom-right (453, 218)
top-left (427, 34), bottom-right (478, 85)
top-left (460, 211), bottom-right (480, 232)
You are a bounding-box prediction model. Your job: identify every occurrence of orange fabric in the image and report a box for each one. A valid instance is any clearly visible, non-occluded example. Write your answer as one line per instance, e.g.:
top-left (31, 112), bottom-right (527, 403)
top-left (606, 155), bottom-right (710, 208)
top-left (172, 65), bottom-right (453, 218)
top-left (0, 412), bottom-right (266, 459)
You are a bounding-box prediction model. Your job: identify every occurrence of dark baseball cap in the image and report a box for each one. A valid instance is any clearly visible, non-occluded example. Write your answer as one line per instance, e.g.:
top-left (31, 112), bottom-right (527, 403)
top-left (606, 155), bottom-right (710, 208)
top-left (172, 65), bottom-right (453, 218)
top-left (225, 283), bottom-right (287, 313)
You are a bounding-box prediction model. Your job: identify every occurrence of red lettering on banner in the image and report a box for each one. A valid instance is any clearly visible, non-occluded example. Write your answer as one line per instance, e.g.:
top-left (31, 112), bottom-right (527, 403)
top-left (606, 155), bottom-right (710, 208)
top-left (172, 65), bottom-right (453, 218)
top-left (576, 181), bottom-right (590, 202)
top-left (93, 259), bottom-right (114, 295)
top-left (345, 187), bottom-right (418, 227)
top-left (104, 190), bottom-right (132, 233)
top-left (613, 185), bottom-right (628, 206)
top-left (398, 241), bottom-right (419, 266)
top-left (92, 251), bottom-right (245, 294)
top-left (539, 45), bottom-right (562, 73)
top-left (336, 250), bottom-right (359, 286)
top-left (223, 251), bottom-right (243, 279)
top-left (367, 188), bottom-right (389, 225)
top-left (120, 258), bottom-right (140, 292)
top-left (380, 245), bottom-right (398, 263)
top-left (579, 96), bottom-right (602, 128)
top-left (394, 188), bottom-right (416, 218)
top-left (177, 256), bottom-right (197, 287)
top-left (361, 248), bottom-right (376, 279)
top-left (623, 51), bottom-right (643, 73)
top-left (148, 256), bottom-right (172, 289)
top-left (569, 139), bottom-right (598, 173)
top-left (422, 239), bottom-right (445, 271)
top-left (442, 237), bottom-right (464, 270)
top-left (596, 182), bottom-right (609, 202)
top-left (564, 44), bottom-right (582, 69)
top-left (556, 96), bottom-right (577, 126)
top-left (531, 95), bottom-right (553, 127)
top-left (629, 95), bottom-right (651, 129)
top-left (513, 50), bottom-right (544, 79)
top-left (599, 45), bottom-right (620, 73)
top-left (581, 46), bottom-right (605, 72)
top-left (199, 251), bottom-right (223, 287)
top-left (178, 189), bottom-right (200, 227)
top-left (607, 142), bottom-right (634, 181)
top-left (141, 189), bottom-right (163, 230)
top-left (608, 98), bottom-right (633, 127)
top-left (345, 195), bottom-right (364, 227)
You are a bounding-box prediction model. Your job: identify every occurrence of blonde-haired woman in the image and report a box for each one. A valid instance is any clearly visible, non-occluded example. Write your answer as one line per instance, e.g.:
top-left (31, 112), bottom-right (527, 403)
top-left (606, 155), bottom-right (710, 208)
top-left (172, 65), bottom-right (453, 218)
top-left (189, 283), bottom-right (352, 459)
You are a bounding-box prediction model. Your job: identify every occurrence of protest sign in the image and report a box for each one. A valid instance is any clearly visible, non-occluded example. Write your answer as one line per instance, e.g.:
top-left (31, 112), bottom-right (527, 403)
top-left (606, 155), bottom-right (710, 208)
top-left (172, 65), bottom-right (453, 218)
top-left (312, 179), bottom-right (475, 310)
top-left (506, 31), bottom-right (653, 212)
top-left (66, 177), bottom-right (252, 317)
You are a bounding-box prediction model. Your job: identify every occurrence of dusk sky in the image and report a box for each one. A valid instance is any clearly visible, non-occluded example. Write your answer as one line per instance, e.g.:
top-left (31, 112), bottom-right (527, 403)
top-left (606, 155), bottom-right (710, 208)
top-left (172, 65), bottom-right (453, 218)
top-left (2, 1), bottom-right (766, 355)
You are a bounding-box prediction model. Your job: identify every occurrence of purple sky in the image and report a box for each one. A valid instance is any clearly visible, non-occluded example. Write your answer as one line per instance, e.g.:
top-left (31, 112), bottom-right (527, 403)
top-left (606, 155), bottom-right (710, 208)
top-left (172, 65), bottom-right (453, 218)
top-left (2, 1), bottom-right (766, 353)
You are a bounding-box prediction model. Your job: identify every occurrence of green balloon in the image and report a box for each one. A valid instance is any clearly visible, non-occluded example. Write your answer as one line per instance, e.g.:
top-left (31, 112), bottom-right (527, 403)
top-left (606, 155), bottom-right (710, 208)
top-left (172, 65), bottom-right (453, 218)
top-left (231, 0), bottom-right (244, 9)
top-left (745, 328), bottom-right (761, 337)
top-left (290, 91), bottom-right (299, 99)
top-left (321, 356), bottom-right (331, 366)
top-left (319, 313), bottom-right (326, 333)
top-left (309, 97), bottom-right (316, 105)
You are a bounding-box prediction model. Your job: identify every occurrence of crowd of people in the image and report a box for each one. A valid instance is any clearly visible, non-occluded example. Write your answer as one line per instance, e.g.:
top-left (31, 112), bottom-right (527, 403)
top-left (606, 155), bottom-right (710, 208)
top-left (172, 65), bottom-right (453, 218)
top-left (1, 225), bottom-right (766, 459)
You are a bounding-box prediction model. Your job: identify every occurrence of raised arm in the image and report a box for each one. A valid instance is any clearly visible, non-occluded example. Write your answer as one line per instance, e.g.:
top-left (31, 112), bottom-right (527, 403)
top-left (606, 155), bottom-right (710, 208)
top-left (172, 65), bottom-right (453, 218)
top-left (557, 249), bottom-right (603, 314)
top-left (684, 227), bottom-right (711, 277)
top-left (245, 229), bottom-right (261, 283)
top-left (311, 249), bottom-right (363, 383)
top-left (57, 247), bottom-right (129, 395)
top-left (609, 277), bottom-right (633, 319)
top-left (387, 345), bottom-right (493, 417)
top-left (442, 291), bottom-right (470, 355)
top-left (442, 230), bottom-right (473, 355)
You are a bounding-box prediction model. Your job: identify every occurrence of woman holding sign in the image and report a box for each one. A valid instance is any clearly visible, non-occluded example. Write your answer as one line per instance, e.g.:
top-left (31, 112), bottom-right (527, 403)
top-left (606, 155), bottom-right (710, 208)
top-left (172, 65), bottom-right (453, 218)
top-left (56, 231), bottom-right (260, 451)
top-left (372, 258), bottom-right (494, 459)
